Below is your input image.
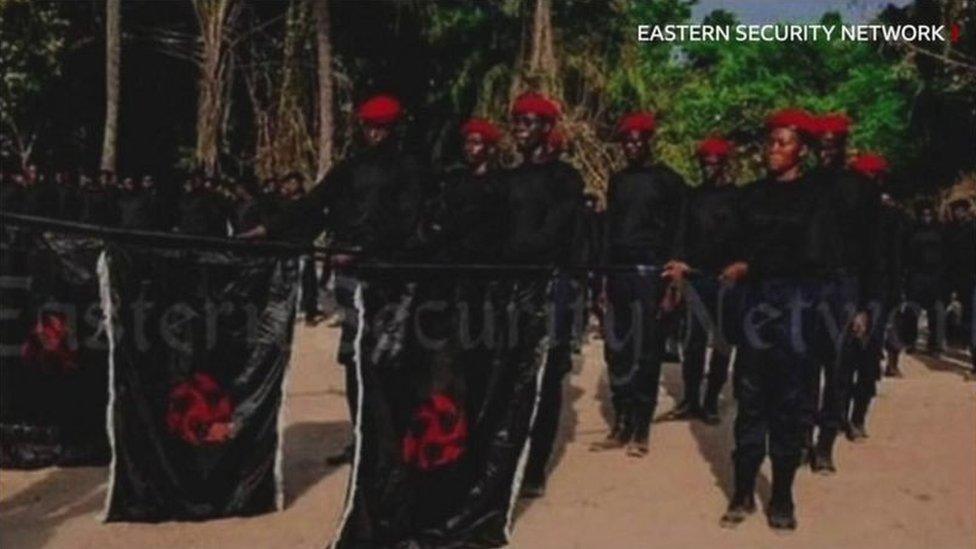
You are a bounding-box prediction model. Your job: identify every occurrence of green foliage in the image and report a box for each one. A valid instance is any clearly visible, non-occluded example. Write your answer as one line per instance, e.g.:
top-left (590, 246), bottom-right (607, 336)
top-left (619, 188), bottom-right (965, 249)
top-left (599, 7), bottom-right (922, 184)
top-left (0, 0), bottom-right (69, 163)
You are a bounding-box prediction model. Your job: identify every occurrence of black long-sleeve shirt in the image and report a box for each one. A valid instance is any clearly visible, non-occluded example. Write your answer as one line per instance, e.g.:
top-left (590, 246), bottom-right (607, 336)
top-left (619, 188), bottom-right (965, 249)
top-left (500, 160), bottom-right (584, 264)
top-left (944, 219), bottom-right (976, 288)
top-left (266, 142), bottom-right (424, 259)
top-left (817, 167), bottom-right (883, 304)
top-left (603, 164), bottom-right (686, 263)
top-left (78, 187), bottom-right (118, 226)
top-left (737, 174), bottom-right (844, 280)
top-left (673, 183), bottom-right (742, 274)
top-left (428, 168), bottom-right (506, 264)
top-left (177, 189), bottom-right (230, 237)
top-left (905, 222), bottom-right (945, 279)
top-left (117, 190), bottom-right (164, 230)
top-left (53, 185), bottom-right (79, 221)
top-left (877, 203), bottom-right (909, 303)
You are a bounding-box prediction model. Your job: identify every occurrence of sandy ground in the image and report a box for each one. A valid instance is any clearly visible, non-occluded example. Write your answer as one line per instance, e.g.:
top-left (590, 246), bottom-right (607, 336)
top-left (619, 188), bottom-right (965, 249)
top-left (2, 322), bottom-right (974, 549)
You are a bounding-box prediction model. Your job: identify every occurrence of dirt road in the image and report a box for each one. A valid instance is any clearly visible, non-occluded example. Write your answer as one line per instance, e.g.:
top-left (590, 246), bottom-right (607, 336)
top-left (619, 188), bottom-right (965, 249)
top-left (2, 323), bottom-right (974, 548)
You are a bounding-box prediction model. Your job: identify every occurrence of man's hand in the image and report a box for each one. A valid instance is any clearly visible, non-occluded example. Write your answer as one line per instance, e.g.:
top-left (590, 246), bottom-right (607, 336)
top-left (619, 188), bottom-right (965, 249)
top-left (719, 261), bottom-right (748, 284)
top-left (237, 225), bottom-right (267, 240)
top-left (851, 311), bottom-right (870, 342)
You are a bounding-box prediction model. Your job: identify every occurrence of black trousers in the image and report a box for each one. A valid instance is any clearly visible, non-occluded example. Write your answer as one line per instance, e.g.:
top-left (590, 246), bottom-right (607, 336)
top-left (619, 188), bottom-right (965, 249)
top-left (681, 276), bottom-right (737, 408)
top-left (526, 275), bottom-right (574, 483)
top-left (812, 276), bottom-right (858, 441)
top-left (603, 266), bottom-right (665, 418)
top-left (300, 256), bottom-right (320, 317)
top-left (905, 273), bottom-right (945, 351)
top-left (732, 278), bottom-right (823, 498)
top-left (334, 272), bottom-right (361, 421)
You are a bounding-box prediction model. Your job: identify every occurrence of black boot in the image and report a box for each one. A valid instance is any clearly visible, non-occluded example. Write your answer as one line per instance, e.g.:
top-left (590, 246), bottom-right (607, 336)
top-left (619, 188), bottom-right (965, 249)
top-left (701, 385), bottom-right (722, 425)
top-left (811, 429), bottom-right (837, 475)
top-left (720, 455), bottom-right (761, 528)
top-left (768, 458), bottom-right (798, 530)
top-left (625, 408), bottom-right (651, 457)
top-left (661, 398), bottom-right (702, 421)
top-left (590, 406), bottom-right (632, 451)
top-left (848, 398), bottom-right (870, 442)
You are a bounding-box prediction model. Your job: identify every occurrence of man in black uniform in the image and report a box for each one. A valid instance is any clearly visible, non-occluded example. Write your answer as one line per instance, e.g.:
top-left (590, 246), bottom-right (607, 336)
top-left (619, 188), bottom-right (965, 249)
top-left (78, 170), bottom-right (118, 226)
top-left (835, 153), bottom-right (895, 441)
top-left (720, 108), bottom-right (837, 530)
top-left (666, 136), bottom-right (740, 425)
top-left (878, 191), bottom-right (910, 377)
top-left (809, 113), bottom-right (881, 473)
top-left (593, 111), bottom-right (686, 457)
top-left (117, 173), bottom-right (164, 230)
top-left (903, 204), bottom-right (945, 354)
top-left (176, 170), bottom-right (230, 237)
top-left (943, 197), bottom-right (975, 374)
top-left (491, 93), bottom-right (583, 497)
top-left (240, 94), bottom-right (424, 466)
top-left (51, 169), bottom-right (79, 220)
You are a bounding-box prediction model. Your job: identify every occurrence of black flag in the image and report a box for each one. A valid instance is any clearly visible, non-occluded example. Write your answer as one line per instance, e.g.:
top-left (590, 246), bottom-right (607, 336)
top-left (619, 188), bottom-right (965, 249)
top-left (101, 242), bottom-right (299, 521)
top-left (1, 222), bottom-right (110, 468)
top-left (333, 274), bottom-right (552, 548)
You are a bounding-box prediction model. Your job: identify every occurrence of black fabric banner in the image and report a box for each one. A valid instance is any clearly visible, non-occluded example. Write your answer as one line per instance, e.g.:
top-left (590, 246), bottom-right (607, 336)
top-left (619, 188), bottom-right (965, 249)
top-left (0, 223), bottom-right (111, 468)
top-left (101, 242), bottom-right (299, 522)
top-left (333, 276), bottom-right (552, 548)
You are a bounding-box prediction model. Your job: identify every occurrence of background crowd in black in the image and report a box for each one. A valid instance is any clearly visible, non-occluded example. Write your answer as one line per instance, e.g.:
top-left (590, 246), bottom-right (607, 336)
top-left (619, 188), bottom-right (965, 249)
top-left (1, 160), bottom-right (972, 359)
top-left (0, 158), bottom-right (976, 360)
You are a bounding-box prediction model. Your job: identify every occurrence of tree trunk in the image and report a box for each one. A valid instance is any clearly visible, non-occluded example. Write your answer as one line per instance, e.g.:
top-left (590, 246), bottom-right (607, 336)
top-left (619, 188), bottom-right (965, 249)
top-left (312, 0), bottom-right (334, 181)
top-left (528, 0), bottom-right (555, 75)
top-left (193, 0), bottom-right (236, 176)
top-left (100, 0), bottom-right (120, 173)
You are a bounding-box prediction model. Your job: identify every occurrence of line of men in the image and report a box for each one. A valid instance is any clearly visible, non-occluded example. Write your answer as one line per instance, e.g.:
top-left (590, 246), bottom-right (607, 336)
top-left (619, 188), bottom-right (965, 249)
top-left (2, 91), bottom-right (973, 534)
top-left (235, 91), bottom-right (973, 533)
top-left (0, 163), bottom-right (328, 321)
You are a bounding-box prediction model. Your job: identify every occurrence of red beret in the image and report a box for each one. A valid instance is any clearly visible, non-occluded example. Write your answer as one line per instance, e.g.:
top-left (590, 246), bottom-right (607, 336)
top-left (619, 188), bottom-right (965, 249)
top-left (511, 92), bottom-right (561, 120)
top-left (616, 111), bottom-right (656, 137)
top-left (849, 153), bottom-right (889, 178)
top-left (357, 94), bottom-right (402, 125)
top-left (696, 136), bottom-right (733, 158)
top-left (815, 113), bottom-right (853, 137)
top-left (460, 118), bottom-right (502, 144)
top-left (765, 108), bottom-right (817, 136)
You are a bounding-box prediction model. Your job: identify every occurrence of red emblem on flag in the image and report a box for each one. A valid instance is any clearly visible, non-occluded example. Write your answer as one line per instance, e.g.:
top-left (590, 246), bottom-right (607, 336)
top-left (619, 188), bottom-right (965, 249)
top-left (165, 373), bottom-right (235, 446)
top-left (21, 311), bottom-right (78, 374)
top-left (402, 392), bottom-right (468, 471)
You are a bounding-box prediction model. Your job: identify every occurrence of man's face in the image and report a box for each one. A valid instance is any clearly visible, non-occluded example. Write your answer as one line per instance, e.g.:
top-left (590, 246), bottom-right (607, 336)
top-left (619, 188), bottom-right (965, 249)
top-left (362, 123), bottom-right (392, 147)
top-left (699, 154), bottom-right (726, 185)
top-left (280, 177), bottom-right (302, 198)
top-left (26, 164), bottom-right (38, 182)
top-left (765, 127), bottom-right (805, 175)
top-left (512, 113), bottom-right (549, 152)
top-left (817, 132), bottom-right (846, 169)
top-left (12, 174), bottom-right (26, 187)
top-left (122, 177), bottom-right (135, 191)
top-left (141, 175), bottom-right (155, 190)
top-left (881, 193), bottom-right (895, 208)
top-left (951, 203), bottom-right (972, 223)
top-left (463, 132), bottom-right (492, 167)
top-left (921, 208), bottom-right (935, 225)
top-left (622, 130), bottom-right (650, 165)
